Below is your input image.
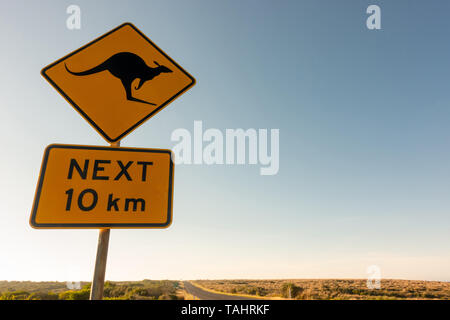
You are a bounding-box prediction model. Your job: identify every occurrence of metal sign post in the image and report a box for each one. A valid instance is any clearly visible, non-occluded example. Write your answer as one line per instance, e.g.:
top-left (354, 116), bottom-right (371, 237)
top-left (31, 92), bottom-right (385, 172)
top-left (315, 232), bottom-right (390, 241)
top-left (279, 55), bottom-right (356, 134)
top-left (90, 228), bottom-right (111, 300)
top-left (89, 141), bottom-right (118, 300)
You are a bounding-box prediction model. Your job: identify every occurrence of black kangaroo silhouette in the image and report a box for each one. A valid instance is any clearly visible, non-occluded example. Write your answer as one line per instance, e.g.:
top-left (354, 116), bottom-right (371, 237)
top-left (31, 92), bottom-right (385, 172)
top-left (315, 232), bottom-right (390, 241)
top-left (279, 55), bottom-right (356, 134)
top-left (65, 52), bottom-right (172, 105)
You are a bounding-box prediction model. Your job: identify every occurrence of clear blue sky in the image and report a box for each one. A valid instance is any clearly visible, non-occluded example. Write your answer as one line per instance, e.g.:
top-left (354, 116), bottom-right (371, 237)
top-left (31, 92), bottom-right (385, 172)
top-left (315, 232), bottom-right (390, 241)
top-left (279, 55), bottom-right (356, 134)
top-left (0, 0), bottom-right (449, 281)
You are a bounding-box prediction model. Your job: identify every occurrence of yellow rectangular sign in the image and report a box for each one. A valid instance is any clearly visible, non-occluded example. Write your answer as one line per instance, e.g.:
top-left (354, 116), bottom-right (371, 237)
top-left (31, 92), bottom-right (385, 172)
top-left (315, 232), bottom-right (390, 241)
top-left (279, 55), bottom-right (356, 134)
top-left (30, 144), bottom-right (173, 228)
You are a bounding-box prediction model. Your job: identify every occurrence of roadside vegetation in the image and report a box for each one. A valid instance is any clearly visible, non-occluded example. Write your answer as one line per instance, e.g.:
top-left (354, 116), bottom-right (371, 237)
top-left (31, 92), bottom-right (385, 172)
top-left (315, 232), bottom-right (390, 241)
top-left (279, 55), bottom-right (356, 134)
top-left (194, 279), bottom-right (450, 300)
top-left (3, 279), bottom-right (449, 300)
top-left (0, 280), bottom-right (182, 300)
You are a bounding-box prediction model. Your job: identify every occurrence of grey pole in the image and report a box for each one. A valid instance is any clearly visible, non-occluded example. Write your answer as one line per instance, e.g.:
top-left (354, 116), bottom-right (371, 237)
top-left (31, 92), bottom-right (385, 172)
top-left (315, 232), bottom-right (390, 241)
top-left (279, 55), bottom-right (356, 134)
top-left (89, 141), bottom-right (120, 300)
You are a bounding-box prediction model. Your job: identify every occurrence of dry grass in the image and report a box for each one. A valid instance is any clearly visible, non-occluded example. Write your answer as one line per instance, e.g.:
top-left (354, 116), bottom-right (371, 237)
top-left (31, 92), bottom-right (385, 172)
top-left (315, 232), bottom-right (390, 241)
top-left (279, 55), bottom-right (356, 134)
top-left (0, 280), bottom-right (182, 300)
top-left (194, 279), bottom-right (450, 300)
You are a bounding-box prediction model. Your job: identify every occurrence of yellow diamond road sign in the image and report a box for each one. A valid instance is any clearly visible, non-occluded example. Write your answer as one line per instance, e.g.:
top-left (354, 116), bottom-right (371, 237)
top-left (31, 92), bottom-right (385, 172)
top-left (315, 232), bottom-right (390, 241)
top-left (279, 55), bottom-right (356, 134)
top-left (41, 22), bottom-right (195, 143)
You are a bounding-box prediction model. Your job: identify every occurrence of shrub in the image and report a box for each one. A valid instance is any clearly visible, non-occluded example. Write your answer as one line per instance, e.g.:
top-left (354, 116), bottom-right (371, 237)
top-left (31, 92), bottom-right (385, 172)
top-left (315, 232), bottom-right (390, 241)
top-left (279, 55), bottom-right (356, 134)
top-left (1, 291), bottom-right (31, 300)
top-left (28, 292), bottom-right (59, 300)
top-left (58, 289), bottom-right (90, 300)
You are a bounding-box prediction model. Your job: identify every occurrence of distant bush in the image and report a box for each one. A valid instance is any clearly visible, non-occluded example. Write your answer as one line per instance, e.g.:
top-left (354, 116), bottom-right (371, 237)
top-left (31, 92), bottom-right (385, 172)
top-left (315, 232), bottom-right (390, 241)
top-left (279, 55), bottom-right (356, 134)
top-left (27, 292), bottom-right (59, 300)
top-left (58, 289), bottom-right (90, 300)
top-left (1, 291), bottom-right (31, 300)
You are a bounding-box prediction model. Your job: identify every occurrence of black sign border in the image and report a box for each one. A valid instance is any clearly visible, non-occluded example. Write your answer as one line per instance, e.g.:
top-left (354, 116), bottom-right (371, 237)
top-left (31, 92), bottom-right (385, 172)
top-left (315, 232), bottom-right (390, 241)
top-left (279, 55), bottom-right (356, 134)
top-left (30, 144), bottom-right (174, 229)
top-left (41, 22), bottom-right (196, 143)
